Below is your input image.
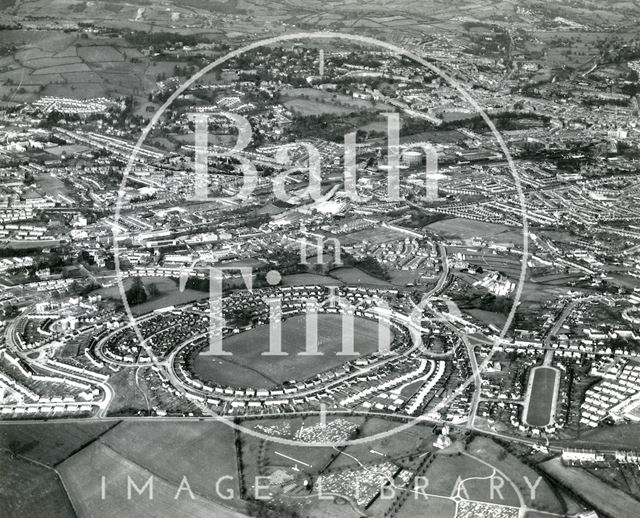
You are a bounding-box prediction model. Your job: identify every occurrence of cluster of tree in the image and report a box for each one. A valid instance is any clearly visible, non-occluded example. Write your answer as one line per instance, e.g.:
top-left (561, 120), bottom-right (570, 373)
top-left (227, 307), bottom-right (255, 327)
top-left (288, 111), bottom-right (381, 143)
top-left (38, 110), bottom-right (80, 129)
top-left (328, 52), bottom-right (384, 69)
top-left (27, 250), bottom-right (73, 278)
top-left (125, 276), bottom-right (148, 306)
top-left (398, 210), bottom-right (450, 229)
top-left (341, 254), bottom-right (390, 281)
top-left (68, 280), bottom-right (101, 297)
top-left (123, 31), bottom-right (207, 48)
top-left (2, 304), bottom-right (20, 319)
top-left (181, 276), bottom-right (259, 293)
top-left (447, 111), bottom-right (550, 132)
top-left (619, 141), bottom-right (640, 160)
top-left (0, 43), bottom-right (17, 58)
top-left (598, 37), bottom-right (640, 64)
top-left (582, 97), bottom-right (631, 108)
top-left (457, 293), bottom-right (514, 316)
top-left (111, 95), bottom-right (135, 128)
top-left (173, 64), bottom-right (199, 78)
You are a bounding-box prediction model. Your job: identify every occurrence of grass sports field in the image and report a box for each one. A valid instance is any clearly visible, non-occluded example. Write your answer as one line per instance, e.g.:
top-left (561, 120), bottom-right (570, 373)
top-left (193, 313), bottom-right (390, 388)
top-left (524, 367), bottom-right (559, 428)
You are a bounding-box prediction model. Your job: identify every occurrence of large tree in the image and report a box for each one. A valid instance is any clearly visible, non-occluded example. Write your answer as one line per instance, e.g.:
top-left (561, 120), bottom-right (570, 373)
top-left (126, 276), bottom-right (147, 306)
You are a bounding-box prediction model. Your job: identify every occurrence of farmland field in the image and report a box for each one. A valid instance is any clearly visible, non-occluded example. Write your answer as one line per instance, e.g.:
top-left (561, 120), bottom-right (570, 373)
top-left (0, 420), bottom-right (117, 466)
top-left (100, 421), bottom-right (240, 504)
top-left (0, 451), bottom-right (74, 518)
top-left (0, 30), bottom-right (151, 102)
top-left (58, 441), bottom-right (245, 518)
top-left (77, 46), bottom-right (124, 63)
top-left (540, 457), bottom-right (639, 518)
top-left (193, 313), bottom-right (390, 388)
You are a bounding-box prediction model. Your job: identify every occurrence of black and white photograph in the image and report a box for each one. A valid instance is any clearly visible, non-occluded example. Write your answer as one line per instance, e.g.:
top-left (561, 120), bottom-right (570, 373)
top-left (0, 1), bottom-right (639, 517)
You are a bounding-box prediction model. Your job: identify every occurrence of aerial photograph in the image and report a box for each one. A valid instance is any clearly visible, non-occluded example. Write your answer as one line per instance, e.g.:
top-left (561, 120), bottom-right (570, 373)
top-left (0, 1), bottom-right (639, 517)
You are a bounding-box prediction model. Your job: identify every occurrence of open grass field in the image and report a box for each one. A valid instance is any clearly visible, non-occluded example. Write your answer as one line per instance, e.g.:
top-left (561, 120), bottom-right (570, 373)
top-left (284, 97), bottom-right (355, 116)
top-left (396, 493), bottom-right (456, 518)
top-left (264, 426), bottom-right (354, 469)
top-left (424, 452), bottom-right (493, 495)
top-left (281, 88), bottom-right (388, 115)
top-left (304, 499), bottom-right (362, 518)
top-left (32, 171), bottom-right (73, 193)
top-left (239, 415), bottom-right (437, 516)
top-left (281, 273), bottom-right (344, 286)
top-left (0, 450), bottom-right (75, 518)
top-left (106, 367), bottom-right (151, 416)
top-left (238, 415), bottom-right (365, 506)
top-left (242, 416), bottom-right (347, 473)
top-left (329, 267), bottom-right (392, 287)
top-left (468, 437), bottom-right (563, 513)
top-left (193, 313), bottom-right (390, 388)
top-left (388, 269), bottom-right (422, 287)
top-left (540, 456), bottom-right (639, 518)
top-left (465, 308), bottom-right (507, 329)
top-left (565, 422), bottom-right (640, 450)
top-left (331, 417), bottom-right (436, 469)
top-left (519, 281), bottom-right (571, 303)
top-left (338, 226), bottom-right (407, 246)
top-left (0, 239), bottom-right (60, 250)
top-left (97, 276), bottom-right (208, 315)
top-left (428, 218), bottom-right (524, 246)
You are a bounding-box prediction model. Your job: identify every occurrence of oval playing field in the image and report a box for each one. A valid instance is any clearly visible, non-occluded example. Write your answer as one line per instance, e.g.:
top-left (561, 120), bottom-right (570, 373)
top-left (192, 313), bottom-right (391, 389)
top-left (523, 366), bottom-right (560, 428)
